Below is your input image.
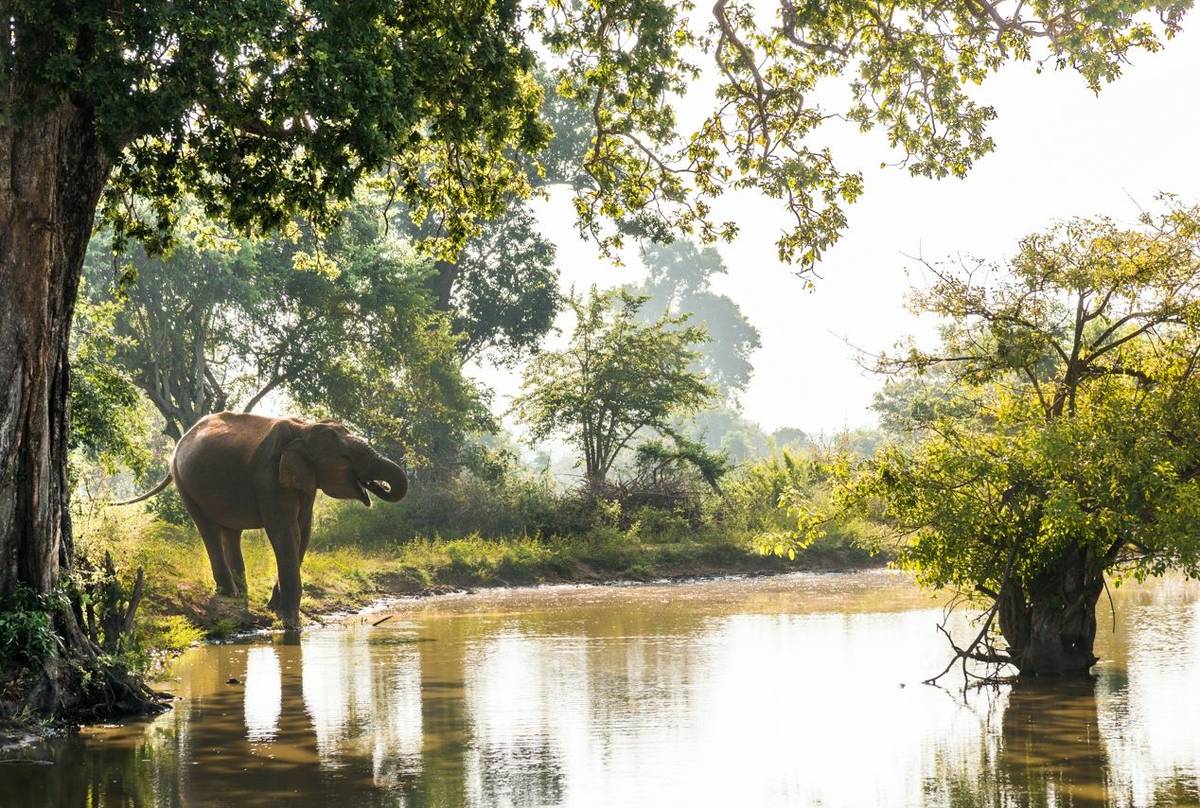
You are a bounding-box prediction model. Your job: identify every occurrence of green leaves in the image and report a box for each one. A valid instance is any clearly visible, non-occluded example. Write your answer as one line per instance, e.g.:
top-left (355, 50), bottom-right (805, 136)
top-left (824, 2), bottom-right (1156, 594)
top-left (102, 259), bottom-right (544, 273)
top-left (4, 0), bottom-right (1189, 273)
top-left (513, 287), bottom-right (717, 484)
top-left (541, 0), bottom-right (1188, 269)
top-left (4, 0), bottom-right (546, 255)
top-left (850, 203), bottom-right (1200, 598)
top-left (69, 300), bottom-right (152, 476)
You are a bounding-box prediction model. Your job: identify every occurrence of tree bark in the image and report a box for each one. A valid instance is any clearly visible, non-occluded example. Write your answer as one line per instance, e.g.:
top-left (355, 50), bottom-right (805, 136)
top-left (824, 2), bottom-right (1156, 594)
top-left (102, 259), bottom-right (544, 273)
top-left (997, 545), bottom-right (1104, 676)
top-left (0, 98), bottom-right (158, 718)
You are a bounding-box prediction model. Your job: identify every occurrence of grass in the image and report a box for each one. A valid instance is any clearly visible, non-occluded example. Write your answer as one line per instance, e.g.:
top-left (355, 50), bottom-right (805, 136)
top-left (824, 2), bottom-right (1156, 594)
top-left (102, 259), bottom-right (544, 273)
top-left (75, 502), bottom-right (881, 661)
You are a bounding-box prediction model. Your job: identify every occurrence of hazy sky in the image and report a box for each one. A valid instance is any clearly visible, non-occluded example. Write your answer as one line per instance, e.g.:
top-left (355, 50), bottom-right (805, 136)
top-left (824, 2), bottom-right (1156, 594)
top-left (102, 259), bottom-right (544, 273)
top-left (475, 26), bottom-right (1200, 436)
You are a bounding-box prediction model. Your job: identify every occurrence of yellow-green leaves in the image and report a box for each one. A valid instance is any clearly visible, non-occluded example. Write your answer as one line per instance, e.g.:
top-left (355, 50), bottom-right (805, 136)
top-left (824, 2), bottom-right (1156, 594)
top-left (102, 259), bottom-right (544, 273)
top-left (849, 203), bottom-right (1200, 598)
top-left (540, 0), bottom-right (1189, 271)
top-left (513, 287), bottom-right (717, 484)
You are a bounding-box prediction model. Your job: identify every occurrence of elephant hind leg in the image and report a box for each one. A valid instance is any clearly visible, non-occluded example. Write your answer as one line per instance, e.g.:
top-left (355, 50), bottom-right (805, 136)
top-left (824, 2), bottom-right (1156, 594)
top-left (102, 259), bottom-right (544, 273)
top-left (221, 529), bottom-right (246, 598)
top-left (179, 490), bottom-right (238, 596)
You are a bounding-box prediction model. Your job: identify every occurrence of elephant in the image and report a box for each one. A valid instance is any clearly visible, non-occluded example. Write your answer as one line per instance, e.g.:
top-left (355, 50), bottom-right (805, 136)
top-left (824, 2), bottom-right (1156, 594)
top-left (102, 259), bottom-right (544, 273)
top-left (118, 412), bottom-right (407, 627)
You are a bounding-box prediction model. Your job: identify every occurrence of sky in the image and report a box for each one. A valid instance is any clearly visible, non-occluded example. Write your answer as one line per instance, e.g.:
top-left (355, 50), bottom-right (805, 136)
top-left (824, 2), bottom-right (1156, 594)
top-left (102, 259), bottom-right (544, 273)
top-left (473, 25), bottom-right (1200, 436)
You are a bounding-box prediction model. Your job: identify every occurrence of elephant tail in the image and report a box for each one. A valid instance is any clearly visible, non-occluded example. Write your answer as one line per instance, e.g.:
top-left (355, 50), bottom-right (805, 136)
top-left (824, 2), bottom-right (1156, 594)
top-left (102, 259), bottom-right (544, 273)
top-left (111, 475), bottom-right (172, 506)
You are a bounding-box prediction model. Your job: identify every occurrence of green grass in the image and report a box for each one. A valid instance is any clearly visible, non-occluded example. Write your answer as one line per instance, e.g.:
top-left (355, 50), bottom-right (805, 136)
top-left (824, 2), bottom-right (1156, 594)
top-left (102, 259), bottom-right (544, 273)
top-left (74, 501), bottom-right (882, 672)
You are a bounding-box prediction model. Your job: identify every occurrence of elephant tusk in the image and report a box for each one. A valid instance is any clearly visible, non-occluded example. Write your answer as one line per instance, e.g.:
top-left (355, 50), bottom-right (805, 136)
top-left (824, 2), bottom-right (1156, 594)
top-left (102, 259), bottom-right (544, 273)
top-left (373, 480), bottom-right (392, 493)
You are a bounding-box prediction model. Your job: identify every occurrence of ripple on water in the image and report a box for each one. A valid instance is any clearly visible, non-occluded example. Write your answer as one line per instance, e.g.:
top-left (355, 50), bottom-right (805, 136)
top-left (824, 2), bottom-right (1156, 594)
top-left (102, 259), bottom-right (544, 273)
top-left (5, 571), bottom-right (1200, 808)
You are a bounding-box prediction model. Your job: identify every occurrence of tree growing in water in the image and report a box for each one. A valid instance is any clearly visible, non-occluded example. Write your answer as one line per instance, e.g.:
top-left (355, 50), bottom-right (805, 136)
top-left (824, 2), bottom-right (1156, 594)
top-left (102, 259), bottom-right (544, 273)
top-left (812, 205), bottom-right (1200, 676)
top-left (513, 289), bottom-right (715, 488)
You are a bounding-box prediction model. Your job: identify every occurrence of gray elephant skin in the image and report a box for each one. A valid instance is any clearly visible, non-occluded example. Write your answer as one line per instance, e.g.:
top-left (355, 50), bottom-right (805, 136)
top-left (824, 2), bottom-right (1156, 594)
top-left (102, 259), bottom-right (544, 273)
top-left (128, 412), bottom-right (407, 628)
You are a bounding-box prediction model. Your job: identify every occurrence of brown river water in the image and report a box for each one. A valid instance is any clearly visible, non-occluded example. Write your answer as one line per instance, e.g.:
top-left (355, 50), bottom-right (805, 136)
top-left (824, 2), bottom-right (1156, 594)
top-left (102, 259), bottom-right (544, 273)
top-left (3, 569), bottom-right (1200, 807)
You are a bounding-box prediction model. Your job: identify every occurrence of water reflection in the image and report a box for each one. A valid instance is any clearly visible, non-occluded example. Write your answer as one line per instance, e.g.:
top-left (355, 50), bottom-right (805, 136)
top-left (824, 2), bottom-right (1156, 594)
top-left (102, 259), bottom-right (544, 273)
top-left (4, 571), bottom-right (1200, 807)
top-left (244, 646), bottom-right (282, 742)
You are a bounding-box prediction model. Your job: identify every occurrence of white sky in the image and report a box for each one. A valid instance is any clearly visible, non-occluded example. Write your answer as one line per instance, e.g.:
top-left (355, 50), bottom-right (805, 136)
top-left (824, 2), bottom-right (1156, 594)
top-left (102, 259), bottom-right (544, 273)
top-left (473, 26), bottom-right (1200, 435)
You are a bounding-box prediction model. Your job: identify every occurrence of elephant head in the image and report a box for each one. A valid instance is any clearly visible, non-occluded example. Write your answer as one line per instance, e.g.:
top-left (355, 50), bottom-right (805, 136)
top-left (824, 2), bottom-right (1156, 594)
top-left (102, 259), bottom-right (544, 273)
top-left (278, 420), bottom-right (407, 505)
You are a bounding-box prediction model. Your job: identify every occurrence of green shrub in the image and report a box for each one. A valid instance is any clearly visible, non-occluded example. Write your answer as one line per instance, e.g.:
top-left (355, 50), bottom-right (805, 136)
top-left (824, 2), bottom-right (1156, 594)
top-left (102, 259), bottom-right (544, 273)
top-left (0, 586), bottom-right (67, 672)
top-left (628, 505), bottom-right (692, 543)
top-left (314, 469), bottom-right (566, 546)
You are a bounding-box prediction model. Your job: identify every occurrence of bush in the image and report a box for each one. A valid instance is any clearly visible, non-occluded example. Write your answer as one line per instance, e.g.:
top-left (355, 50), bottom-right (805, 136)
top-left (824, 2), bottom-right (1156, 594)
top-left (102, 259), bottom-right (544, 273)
top-left (628, 505), bottom-right (693, 544)
top-left (314, 468), bottom-right (565, 547)
top-left (715, 450), bottom-right (825, 537)
top-left (0, 587), bottom-right (66, 673)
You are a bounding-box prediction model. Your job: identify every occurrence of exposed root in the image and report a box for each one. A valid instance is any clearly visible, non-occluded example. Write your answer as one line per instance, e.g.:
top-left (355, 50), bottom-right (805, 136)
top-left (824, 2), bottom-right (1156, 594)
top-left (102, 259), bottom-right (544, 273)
top-left (924, 539), bottom-right (1022, 689)
top-left (923, 596), bottom-right (1016, 689)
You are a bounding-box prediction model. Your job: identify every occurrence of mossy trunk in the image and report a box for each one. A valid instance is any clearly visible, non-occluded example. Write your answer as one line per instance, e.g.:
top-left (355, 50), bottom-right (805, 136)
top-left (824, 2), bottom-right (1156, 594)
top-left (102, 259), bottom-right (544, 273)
top-left (997, 545), bottom-right (1104, 676)
top-left (0, 98), bottom-right (158, 720)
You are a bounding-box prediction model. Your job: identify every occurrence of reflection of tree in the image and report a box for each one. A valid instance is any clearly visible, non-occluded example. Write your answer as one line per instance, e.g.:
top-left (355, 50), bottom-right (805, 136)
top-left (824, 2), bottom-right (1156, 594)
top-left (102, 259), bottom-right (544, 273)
top-left (410, 621), bottom-right (471, 808)
top-left (998, 679), bottom-right (1111, 808)
top-left (5, 731), bottom-right (167, 807)
top-left (937, 679), bottom-right (1114, 808)
top-left (473, 741), bottom-right (565, 807)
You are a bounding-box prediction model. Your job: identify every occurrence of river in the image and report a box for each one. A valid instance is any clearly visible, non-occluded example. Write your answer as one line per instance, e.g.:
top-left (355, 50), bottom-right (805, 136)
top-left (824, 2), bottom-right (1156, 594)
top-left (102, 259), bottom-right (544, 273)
top-left (4, 570), bottom-right (1200, 807)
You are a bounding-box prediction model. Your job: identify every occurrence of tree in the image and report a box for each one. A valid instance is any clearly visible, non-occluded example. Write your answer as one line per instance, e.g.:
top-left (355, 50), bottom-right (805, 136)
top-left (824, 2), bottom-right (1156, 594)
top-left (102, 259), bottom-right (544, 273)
top-left (691, 406), bottom-right (773, 463)
top-left (0, 2), bottom-right (545, 717)
top-left (631, 240), bottom-right (761, 402)
top-left (814, 205), bottom-right (1200, 677)
top-left (86, 201), bottom-right (485, 465)
top-left (84, 212), bottom-right (248, 440)
top-left (514, 288), bottom-right (716, 487)
top-left (0, 0), bottom-right (1186, 719)
top-left (393, 70), bottom-right (588, 373)
top-left (428, 201), bottom-right (561, 367)
top-left (544, 0), bottom-right (1188, 263)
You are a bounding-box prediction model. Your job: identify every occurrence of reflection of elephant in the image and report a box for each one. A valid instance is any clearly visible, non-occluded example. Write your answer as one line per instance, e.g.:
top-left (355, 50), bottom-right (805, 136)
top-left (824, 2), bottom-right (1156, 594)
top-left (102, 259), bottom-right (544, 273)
top-left (122, 412), bottom-right (407, 627)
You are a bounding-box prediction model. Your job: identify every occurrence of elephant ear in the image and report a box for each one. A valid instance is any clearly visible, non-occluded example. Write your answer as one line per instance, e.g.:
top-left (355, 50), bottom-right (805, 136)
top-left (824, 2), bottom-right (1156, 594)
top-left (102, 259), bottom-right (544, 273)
top-left (279, 440), bottom-right (316, 492)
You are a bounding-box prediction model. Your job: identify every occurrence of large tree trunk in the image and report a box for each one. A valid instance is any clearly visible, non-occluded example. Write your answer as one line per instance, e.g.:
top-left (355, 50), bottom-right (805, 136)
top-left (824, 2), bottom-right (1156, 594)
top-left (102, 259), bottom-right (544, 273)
top-left (0, 99), bottom-right (158, 719)
top-left (997, 545), bottom-right (1104, 676)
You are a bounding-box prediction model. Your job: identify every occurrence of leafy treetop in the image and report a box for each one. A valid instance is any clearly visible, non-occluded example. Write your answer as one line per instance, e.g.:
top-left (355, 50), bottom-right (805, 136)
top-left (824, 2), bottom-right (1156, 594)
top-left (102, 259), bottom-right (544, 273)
top-left (6, 0), bottom-right (1186, 268)
top-left (513, 287), bottom-right (716, 485)
top-left (537, 0), bottom-right (1190, 267)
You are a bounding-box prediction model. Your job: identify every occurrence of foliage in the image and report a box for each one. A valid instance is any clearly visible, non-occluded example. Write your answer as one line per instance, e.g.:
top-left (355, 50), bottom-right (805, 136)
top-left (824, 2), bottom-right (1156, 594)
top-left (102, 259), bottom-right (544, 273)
top-left (3, 0), bottom-right (549, 258)
top-left (872, 368), bottom-right (968, 438)
top-left (56, 0), bottom-right (1166, 268)
top-left (280, 231), bottom-right (490, 464)
top-left (771, 427), bottom-right (812, 451)
top-left (629, 240), bottom-right (761, 402)
top-left (804, 204), bottom-right (1200, 673)
top-left (69, 300), bottom-right (151, 476)
top-left (633, 436), bottom-right (731, 493)
top-left (0, 587), bottom-right (67, 673)
top-left (85, 199), bottom-right (485, 465)
top-left (514, 287), bottom-right (717, 485)
top-left (443, 201), bottom-right (561, 365)
top-left (716, 450), bottom-right (872, 555)
top-left (535, 0), bottom-right (1188, 266)
top-left (316, 468), bottom-right (567, 545)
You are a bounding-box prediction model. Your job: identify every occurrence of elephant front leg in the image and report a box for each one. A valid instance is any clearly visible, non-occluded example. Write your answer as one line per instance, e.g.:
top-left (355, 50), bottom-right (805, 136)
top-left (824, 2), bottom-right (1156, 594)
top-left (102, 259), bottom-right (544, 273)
top-left (264, 515), bottom-right (303, 629)
top-left (269, 492), bottom-right (314, 613)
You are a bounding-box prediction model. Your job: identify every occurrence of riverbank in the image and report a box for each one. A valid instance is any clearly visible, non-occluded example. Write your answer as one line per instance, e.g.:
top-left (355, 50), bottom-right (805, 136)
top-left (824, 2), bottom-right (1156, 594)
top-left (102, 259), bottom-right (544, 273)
top-left (79, 509), bottom-right (885, 669)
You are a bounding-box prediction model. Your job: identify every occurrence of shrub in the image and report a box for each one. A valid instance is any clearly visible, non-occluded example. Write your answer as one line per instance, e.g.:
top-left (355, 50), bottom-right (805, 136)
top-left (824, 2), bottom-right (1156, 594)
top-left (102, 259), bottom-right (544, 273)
top-left (0, 587), bottom-right (66, 673)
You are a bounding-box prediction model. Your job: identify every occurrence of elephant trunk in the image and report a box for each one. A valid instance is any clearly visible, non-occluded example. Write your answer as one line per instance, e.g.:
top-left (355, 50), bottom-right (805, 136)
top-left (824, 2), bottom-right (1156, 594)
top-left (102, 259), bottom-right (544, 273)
top-left (359, 446), bottom-right (408, 503)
